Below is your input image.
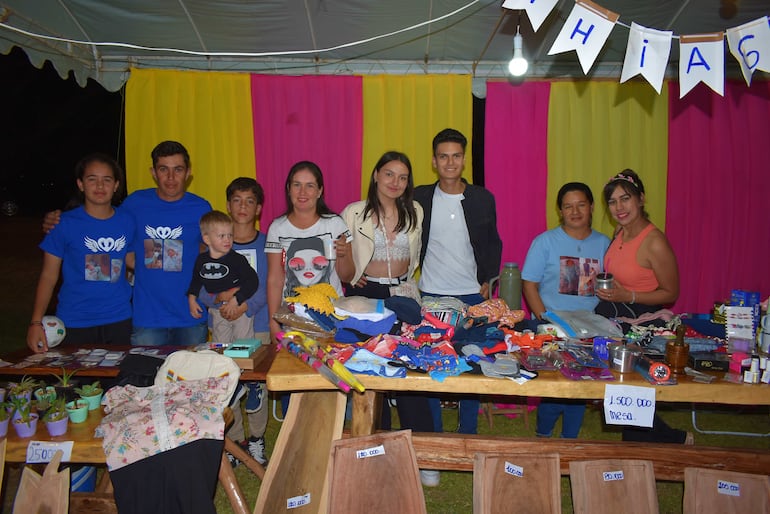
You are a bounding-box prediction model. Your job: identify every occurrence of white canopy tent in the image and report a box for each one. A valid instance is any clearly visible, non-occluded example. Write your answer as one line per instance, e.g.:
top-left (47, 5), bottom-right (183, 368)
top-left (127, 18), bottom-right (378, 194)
top-left (1, 0), bottom-right (767, 93)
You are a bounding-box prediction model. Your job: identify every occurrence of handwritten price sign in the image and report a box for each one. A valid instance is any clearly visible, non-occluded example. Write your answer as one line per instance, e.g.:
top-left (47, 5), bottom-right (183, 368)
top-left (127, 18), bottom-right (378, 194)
top-left (603, 384), bottom-right (655, 428)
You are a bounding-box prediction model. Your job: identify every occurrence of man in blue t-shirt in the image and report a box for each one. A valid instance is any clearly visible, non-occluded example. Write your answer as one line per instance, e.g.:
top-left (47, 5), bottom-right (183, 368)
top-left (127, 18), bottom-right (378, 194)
top-left (46, 141), bottom-right (212, 345)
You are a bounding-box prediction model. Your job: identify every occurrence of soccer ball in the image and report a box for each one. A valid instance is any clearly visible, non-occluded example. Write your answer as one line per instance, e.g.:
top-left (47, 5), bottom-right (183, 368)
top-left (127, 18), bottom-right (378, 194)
top-left (42, 315), bottom-right (66, 348)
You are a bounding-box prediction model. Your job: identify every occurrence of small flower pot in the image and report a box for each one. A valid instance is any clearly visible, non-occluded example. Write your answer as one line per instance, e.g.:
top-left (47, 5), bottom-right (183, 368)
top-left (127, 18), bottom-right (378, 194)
top-left (45, 415), bottom-right (69, 437)
top-left (55, 383), bottom-right (79, 403)
top-left (8, 389), bottom-right (32, 404)
top-left (13, 414), bottom-right (39, 438)
top-left (34, 386), bottom-right (57, 403)
top-left (66, 400), bottom-right (89, 424)
top-left (79, 391), bottom-right (104, 411)
top-left (0, 416), bottom-right (9, 438)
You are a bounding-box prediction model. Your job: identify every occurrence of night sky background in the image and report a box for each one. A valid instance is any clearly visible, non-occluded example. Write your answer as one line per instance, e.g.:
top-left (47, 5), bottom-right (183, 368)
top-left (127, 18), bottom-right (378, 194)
top-left (1, 46), bottom-right (123, 215)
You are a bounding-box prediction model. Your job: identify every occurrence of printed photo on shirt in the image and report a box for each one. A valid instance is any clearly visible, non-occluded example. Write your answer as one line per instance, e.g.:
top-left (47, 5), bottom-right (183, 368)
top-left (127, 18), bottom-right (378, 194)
top-left (110, 258), bottom-right (123, 283)
top-left (163, 239), bottom-right (183, 272)
top-left (85, 254), bottom-right (111, 281)
top-left (144, 239), bottom-right (163, 269)
top-left (559, 256), bottom-right (601, 296)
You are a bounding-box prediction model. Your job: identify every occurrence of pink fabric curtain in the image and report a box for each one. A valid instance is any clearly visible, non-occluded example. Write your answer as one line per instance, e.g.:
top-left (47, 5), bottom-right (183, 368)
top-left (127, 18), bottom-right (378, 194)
top-left (667, 80), bottom-right (770, 313)
top-left (484, 81), bottom-right (552, 272)
top-left (250, 75), bottom-right (363, 227)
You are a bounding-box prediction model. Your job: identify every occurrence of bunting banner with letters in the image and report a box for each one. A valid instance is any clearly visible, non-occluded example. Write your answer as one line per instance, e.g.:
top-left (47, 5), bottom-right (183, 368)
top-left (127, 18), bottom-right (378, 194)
top-left (507, 0), bottom-right (769, 98)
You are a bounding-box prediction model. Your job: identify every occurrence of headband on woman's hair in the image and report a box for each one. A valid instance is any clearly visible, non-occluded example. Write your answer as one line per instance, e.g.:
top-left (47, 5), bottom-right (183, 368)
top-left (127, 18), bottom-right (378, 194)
top-left (607, 172), bottom-right (637, 187)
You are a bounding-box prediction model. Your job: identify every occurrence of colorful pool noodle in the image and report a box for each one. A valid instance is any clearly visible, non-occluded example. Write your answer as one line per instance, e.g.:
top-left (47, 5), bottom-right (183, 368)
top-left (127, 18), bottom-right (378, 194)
top-left (279, 337), bottom-right (351, 393)
top-left (282, 331), bottom-right (366, 393)
top-left (296, 336), bottom-right (365, 393)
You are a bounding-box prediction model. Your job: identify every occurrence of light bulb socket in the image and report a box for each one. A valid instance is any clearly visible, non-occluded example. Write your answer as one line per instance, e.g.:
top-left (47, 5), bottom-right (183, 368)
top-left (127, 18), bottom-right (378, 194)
top-left (508, 33), bottom-right (528, 76)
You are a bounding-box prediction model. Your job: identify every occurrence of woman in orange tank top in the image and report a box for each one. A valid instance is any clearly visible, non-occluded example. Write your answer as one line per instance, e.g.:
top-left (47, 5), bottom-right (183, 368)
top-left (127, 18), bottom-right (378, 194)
top-left (595, 169), bottom-right (690, 445)
top-left (595, 169), bottom-right (679, 321)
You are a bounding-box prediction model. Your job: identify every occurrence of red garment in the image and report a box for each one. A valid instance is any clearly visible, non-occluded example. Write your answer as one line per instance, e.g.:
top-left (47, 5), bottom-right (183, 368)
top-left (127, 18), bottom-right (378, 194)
top-left (605, 223), bottom-right (658, 292)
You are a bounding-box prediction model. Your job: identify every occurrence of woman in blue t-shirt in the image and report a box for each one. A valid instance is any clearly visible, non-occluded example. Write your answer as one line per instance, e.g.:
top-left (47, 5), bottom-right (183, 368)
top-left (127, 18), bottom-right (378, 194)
top-left (26, 154), bottom-right (135, 352)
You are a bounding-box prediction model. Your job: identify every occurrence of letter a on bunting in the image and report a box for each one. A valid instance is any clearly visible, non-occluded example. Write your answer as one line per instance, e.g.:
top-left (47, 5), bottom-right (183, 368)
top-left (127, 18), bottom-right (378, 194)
top-left (548, 0), bottom-right (619, 74)
top-left (679, 33), bottom-right (725, 98)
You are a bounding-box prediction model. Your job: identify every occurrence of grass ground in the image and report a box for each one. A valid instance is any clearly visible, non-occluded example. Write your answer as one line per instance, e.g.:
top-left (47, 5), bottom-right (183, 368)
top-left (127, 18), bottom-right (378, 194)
top-left (1, 216), bottom-right (769, 513)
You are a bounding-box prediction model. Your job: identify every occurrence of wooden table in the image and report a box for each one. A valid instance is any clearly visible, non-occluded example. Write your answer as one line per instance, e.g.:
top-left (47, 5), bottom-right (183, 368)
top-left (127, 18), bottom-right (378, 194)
top-left (0, 344), bottom-right (276, 382)
top-left (5, 409), bottom-right (105, 464)
top-left (265, 350), bottom-right (770, 481)
top-left (268, 350), bottom-right (770, 435)
top-left (1, 344), bottom-right (277, 514)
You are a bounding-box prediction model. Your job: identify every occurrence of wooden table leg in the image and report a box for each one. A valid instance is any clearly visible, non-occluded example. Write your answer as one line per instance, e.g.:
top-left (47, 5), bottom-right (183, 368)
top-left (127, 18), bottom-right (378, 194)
top-left (351, 390), bottom-right (382, 437)
top-left (218, 452), bottom-right (250, 514)
top-left (225, 436), bottom-right (265, 480)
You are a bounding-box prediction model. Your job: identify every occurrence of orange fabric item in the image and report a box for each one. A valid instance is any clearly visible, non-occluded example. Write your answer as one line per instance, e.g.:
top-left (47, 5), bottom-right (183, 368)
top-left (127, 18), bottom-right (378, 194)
top-left (605, 223), bottom-right (658, 293)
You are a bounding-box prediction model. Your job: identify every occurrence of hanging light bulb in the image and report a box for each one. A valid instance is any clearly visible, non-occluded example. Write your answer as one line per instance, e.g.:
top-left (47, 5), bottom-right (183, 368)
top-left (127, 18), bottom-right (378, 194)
top-left (508, 28), bottom-right (528, 77)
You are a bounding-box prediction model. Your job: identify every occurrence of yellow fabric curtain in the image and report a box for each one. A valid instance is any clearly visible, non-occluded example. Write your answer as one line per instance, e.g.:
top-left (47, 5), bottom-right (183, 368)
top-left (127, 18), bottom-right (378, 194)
top-left (125, 68), bottom-right (255, 214)
top-left (361, 75), bottom-right (473, 197)
top-left (546, 81), bottom-right (669, 238)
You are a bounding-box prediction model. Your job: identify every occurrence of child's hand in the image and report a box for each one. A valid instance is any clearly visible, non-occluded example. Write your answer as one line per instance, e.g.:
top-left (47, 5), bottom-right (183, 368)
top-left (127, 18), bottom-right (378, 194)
top-left (189, 296), bottom-right (203, 319)
top-left (220, 297), bottom-right (239, 318)
top-left (215, 287), bottom-right (238, 305)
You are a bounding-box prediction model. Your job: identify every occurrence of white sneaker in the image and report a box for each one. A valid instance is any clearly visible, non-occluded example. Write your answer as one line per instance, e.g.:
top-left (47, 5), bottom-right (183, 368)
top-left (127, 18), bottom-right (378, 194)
top-left (419, 469), bottom-right (440, 487)
top-left (244, 436), bottom-right (269, 466)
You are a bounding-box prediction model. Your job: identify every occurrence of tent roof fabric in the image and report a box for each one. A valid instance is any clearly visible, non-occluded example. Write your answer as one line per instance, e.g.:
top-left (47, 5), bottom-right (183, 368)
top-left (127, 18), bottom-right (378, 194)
top-left (0, 0), bottom-right (767, 91)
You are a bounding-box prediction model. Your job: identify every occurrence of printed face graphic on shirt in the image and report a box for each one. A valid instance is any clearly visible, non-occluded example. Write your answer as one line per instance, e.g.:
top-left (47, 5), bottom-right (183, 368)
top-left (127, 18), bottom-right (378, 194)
top-left (282, 235), bottom-right (333, 297)
top-left (288, 249), bottom-right (329, 286)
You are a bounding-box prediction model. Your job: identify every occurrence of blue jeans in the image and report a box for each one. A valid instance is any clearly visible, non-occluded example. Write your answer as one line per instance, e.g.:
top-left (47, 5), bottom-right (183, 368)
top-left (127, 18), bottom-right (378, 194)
top-left (131, 323), bottom-right (208, 346)
top-left (423, 291), bottom-right (485, 435)
top-left (428, 397), bottom-right (480, 435)
top-left (535, 400), bottom-right (586, 438)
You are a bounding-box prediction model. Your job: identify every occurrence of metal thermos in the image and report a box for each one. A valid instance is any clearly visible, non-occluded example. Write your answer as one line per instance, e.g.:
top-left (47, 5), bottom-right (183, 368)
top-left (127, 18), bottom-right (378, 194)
top-left (499, 262), bottom-right (522, 310)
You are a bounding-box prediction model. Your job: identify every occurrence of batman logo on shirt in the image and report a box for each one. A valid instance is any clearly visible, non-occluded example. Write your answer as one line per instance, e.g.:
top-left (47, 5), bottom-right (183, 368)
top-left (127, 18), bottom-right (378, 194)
top-left (200, 262), bottom-right (229, 280)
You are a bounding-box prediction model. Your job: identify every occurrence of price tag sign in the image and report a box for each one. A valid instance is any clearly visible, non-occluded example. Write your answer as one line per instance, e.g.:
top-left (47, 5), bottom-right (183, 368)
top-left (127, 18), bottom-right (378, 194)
top-left (26, 441), bottom-right (74, 463)
top-left (355, 444), bottom-right (385, 459)
top-left (286, 493), bottom-right (311, 509)
top-left (603, 384), bottom-right (655, 427)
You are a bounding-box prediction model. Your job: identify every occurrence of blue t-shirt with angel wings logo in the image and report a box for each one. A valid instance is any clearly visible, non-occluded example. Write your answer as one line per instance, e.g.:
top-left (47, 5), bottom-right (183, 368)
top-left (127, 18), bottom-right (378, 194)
top-left (122, 189), bottom-right (211, 328)
top-left (41, 205), bottom-right (135, 327)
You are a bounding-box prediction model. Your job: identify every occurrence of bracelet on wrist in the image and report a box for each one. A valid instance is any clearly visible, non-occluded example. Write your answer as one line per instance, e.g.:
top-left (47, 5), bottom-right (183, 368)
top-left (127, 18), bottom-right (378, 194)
top-left (29, 321), bottom-right (43, 326)
top-left (630, 291), bottom-right (636, 304)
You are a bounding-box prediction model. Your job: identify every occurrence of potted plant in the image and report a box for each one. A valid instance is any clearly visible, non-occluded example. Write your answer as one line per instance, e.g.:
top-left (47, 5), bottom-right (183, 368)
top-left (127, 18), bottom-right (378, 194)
top-left (0, 402), bottom-right (10, 438)
top-left (50, 367), bottom-right (81, 402)
top-left (44, 397), bottom-right (69, 436)
top-left (8, 376), bottom-right (39, 403)
top-left (34, 384), bottom-right (57, 404)
top-left (65, 399), bottom-right (89, 424)
top-left (75, 380), bottom-right (103, 411)
top-left (11, 396), bottom-right (39, 438)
